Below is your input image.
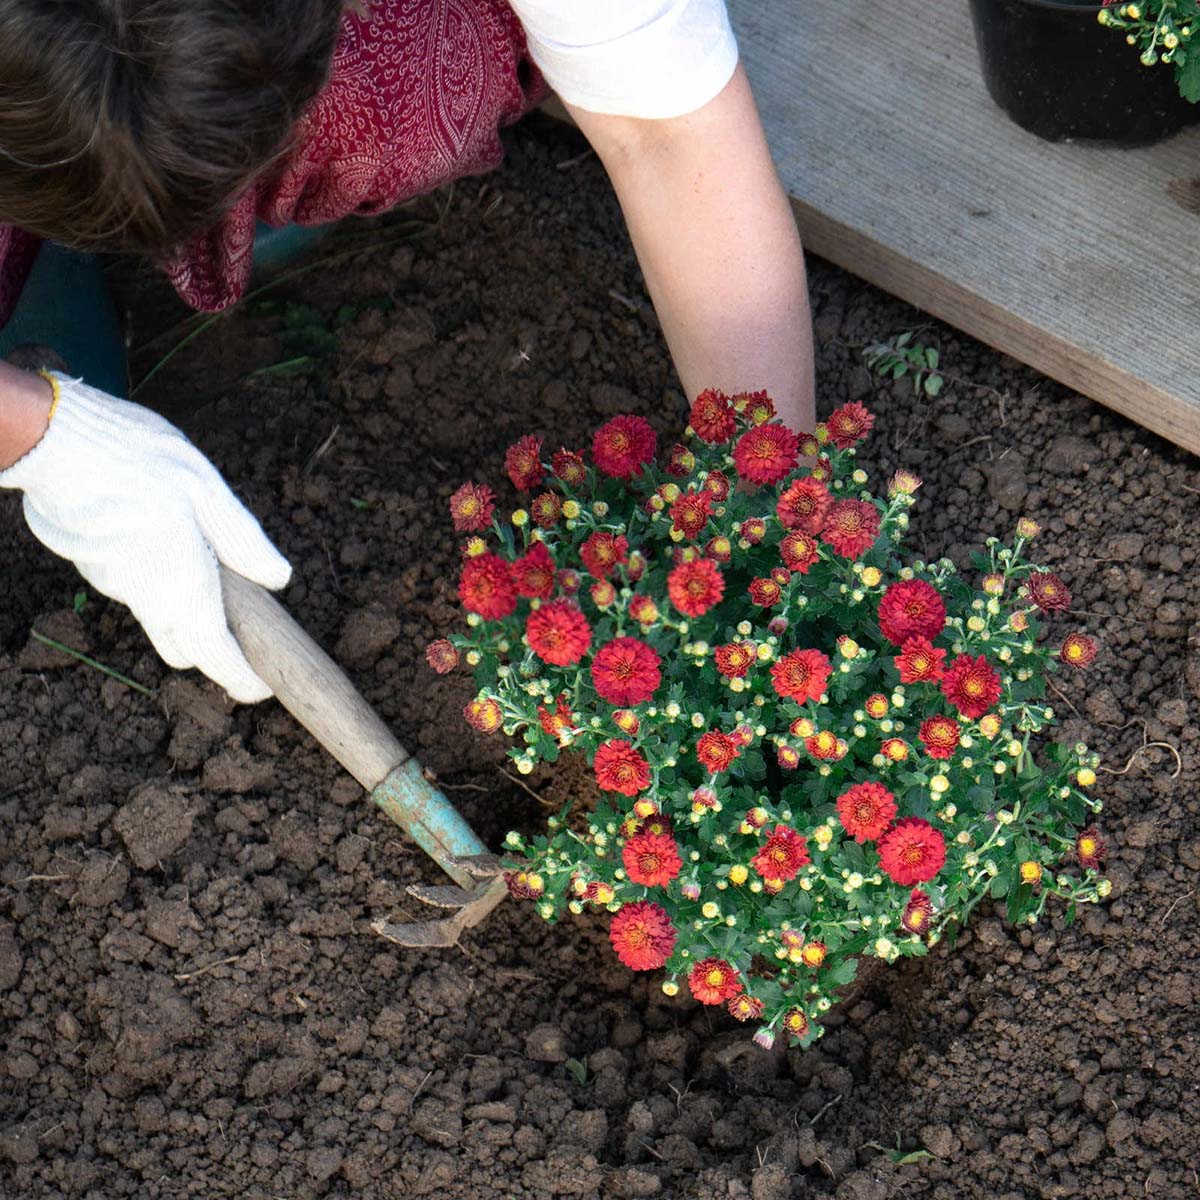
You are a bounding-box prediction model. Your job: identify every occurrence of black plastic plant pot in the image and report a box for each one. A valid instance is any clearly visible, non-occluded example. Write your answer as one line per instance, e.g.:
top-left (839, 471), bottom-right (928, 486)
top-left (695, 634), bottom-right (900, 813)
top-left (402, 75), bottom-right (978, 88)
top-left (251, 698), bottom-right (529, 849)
top-left (968, 0), bottom-right (1200, 145)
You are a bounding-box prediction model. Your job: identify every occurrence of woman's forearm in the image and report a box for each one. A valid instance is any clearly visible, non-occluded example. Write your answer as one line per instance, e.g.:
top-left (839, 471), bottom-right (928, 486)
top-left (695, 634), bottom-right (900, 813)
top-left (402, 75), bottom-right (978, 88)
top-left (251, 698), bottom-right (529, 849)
top-left (567, 64), bottom-right (815, 433)
top-left (0, 361), bottom-right (54, 469)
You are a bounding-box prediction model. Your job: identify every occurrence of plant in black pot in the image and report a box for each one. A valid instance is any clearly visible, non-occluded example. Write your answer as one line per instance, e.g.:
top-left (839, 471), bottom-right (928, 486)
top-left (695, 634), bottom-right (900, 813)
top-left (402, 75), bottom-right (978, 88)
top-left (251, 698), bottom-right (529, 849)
top-left (969, 0), bottom-right (1200, 144)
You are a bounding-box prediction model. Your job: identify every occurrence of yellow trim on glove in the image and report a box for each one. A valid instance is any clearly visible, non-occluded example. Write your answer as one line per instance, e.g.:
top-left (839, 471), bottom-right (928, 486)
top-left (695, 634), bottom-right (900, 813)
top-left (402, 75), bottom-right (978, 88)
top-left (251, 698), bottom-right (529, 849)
top-left (38, 370), bottom-right (62, 423)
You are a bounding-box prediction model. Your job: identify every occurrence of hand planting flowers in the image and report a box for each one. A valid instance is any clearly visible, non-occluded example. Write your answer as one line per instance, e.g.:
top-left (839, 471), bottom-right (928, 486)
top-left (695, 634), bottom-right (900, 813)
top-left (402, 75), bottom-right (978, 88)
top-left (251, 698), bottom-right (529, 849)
top-left (429, 390), bottom-right (1108, 1048)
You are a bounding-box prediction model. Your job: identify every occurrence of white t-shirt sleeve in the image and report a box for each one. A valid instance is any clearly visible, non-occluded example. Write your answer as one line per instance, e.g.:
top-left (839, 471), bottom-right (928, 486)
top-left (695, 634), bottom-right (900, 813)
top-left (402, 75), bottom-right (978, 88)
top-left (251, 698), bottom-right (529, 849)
top-left (507, 0), bottom-right (739, 120)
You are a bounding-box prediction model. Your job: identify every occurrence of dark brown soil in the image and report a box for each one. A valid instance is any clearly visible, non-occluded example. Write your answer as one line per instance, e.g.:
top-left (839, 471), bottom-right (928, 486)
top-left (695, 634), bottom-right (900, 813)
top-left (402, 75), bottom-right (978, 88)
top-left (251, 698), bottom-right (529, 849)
top-left (1, 114), bottom-right (1197, 1200)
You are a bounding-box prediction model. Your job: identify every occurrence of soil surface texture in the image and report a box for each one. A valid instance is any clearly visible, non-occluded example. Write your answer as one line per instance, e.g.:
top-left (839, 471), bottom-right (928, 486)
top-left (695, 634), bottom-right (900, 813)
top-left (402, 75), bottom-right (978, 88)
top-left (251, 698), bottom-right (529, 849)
top-left (0, 115), bottom-right (1196, 1200)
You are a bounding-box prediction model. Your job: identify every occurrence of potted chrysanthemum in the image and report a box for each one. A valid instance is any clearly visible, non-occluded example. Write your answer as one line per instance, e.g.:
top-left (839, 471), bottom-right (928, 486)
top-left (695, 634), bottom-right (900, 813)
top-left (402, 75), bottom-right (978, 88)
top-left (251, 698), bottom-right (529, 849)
top-left (969, 0), bottom-right (1200, 143)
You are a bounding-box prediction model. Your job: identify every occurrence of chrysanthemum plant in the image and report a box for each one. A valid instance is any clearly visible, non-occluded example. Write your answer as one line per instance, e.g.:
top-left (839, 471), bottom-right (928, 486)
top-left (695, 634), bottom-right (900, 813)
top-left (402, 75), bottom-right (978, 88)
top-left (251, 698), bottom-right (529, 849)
top-left (426, 391), bottom-right (1108, 1049)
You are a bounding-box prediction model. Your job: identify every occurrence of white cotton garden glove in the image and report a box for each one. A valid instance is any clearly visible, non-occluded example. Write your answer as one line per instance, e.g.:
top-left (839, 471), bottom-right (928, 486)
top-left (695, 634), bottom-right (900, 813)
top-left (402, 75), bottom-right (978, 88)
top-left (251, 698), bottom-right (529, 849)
top-left (0, 372), bottom-right (291, 702)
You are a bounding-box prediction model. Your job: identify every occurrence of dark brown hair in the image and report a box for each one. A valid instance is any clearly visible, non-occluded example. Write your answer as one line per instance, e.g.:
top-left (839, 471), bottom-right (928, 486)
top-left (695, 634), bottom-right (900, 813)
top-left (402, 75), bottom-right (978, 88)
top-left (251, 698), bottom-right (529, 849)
top-left (0, 1), bottom-right (345, 255)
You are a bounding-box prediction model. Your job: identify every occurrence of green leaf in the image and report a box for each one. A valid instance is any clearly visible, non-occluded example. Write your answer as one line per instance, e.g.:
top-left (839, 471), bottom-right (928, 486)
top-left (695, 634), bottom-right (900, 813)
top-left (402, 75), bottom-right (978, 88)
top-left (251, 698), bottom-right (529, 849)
top-left (989, 873), bottom-right (1010, 899)
top-left (72, 590), bottom-right (88, 614)
top-left (1176, 52), bottom-right (1200, 102)
top-left (894, 1150), bottom-right (934, 1165)
top-left (925, 347), bottom-right (940, 369)
top-left (564, 1058), bottom-right (588, 1085)
top-left (924, 374), bottom-right (944, 397)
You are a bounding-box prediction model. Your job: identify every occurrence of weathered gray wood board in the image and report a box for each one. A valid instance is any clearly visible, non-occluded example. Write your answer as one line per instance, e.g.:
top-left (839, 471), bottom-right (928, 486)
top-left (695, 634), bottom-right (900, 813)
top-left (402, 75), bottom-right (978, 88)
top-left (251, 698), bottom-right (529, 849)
top-left (729, 0), bottom-right (1200, 456)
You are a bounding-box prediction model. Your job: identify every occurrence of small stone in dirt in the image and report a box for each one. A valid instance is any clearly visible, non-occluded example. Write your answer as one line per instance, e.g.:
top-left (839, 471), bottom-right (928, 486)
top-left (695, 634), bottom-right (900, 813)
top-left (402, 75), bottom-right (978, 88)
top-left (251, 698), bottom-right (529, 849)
top-left (793, 1126), bottom-right (824, 1168)
top-left (17, 608), bottom-right (89, 670)
top-left (307, 1145), bottom-right (343, 1182)
top-left (985, 453), bottom-right (1028, 511)
top-left (112, 782), bottom-right (194, 870)
top-left (1044, 434), bottom-right (1101, 474)
top-left (751, 1162), bottom-right (791, 1200)
top-left (919, 1122), bottom-right (960, 1158)
top-left (74, 855), bottom-right (129, 906)
top-left (1104, 532), bottom-right (1145, 562)
top-left (335, 603), bottom-right (402, 668)
top-left (525, 1022), bottom-right (568, 1063)
top-left (605, 1166), bottom-right (662, 1197)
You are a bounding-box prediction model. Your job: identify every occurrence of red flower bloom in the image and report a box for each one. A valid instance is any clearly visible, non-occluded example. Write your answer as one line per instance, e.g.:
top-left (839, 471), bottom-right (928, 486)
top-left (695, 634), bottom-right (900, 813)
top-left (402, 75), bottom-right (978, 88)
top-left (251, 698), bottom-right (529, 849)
top-left (1060, 632), bottom-right (1098, 668)
top-left (780, 530), bottom-right (820, 574)
top-left (739, 515), bottom-right (766, 543)
top-left (1075, 826), bottom-right (1106, 869)
top-left (504, 434), bottom-right (544, 491)
top-left (538, 695), bottom-right (577, 745)
top-left (458, 553), bottom-right (517, 619)
top-left (805, 730), bottom-right (844, 760)
top-left (591, 580), bottom-right (616, 609)
top-left (463, 696), bottom-right (502, 733)
top-left (551, 448), bottom-right (587, 487)
top-left (449, 481), bottom-right (495, 532)
top-left (591, 636), bottom-right (662, 706)
top-left (593, 414), bottom-right (657, 479)
top-left (821, 499), bottom-right (881, 558)
top-left (901, 888), bottom-right (934, 935)
top-left (670, 489), bottom-right (713, 539)
top-left (424, 639), bottom-right (458, 674)
top-left (776, 476), bottom-right (832, 533)
top-left (770, 648), bottom-right (832, 704)
top-left (732, 423), bottom-right (800, 485)
top-left (918, 715), bottom-right (960, 759)
top-left (623, 831), bottom-right (682, 888)
top-left (628, 594), bottom-right (659, 625)
top-left (836, 781), bottom-right (898, 843)
top-left (689, 388), bottom-right (737, 443)
top-left (748, 576), bottom-right (783, 607)
top-left (878, 818), bottom-right (946, 885)
top-left (727, 992), bottom-right (765, 1022)
top-left (610, 901), bottom-right (677, 970)
top-left (593, 739), bottom-right (651, 795)
top-left (714, 641), bottom-right (756, 678)
top-left (777, 745), bottom-right (800, 769)
top-left (704, 470), bottom-right (731, 501)
top-left (878, 579), bottom-right (947, 644)
top-left (529, 491), bottom-right (562, 528)
top-left (751, 825), bottom-right (810, 883)
top-left (688, 957), bottom-right (741, 1005)
top-left (894, 637), bottom-right (947, 683)
top-left (667, 558), bottom-right (725, 617)
top-left (826, 401), bottom-right (875, 449)
top-left (695, 730), bottom-right (740, 773)
top-left (666, 442), bottom-right (696, 476)
top-left (705, 534), bottom-right (732, 563)
top-left (526, 600), bottom-right (592, 666)
top-left (783, 1008), bottom-right (810, 1039)
top-left (880, 737), bottom-right (909, 762)
top-left (580, 530), bottom-right (629, 579)
top-left (941, 653), bottom-right (1003, 719)
top-left (1026, 571), bottom-right (1071, 613)
top-left (733, 389), bottom-right (775, 424)
top-left (512, 541), bottom-right (556, 599)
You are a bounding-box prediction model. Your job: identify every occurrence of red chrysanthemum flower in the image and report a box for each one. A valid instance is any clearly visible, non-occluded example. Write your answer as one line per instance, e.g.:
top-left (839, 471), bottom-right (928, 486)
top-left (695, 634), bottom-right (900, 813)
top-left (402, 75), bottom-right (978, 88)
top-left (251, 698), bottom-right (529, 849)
top-left (799, 940), bottom-right (826, 967)
top-left (919, 715), bottom-right (960, 759)
top-left (821, 499), bottom-right (881, 558)
top-left (878, 579), bottom-right (947, 644)
top-left (748, 576), bottom-right (783, 607)
top-left (424, 639), bottom-right (459, 674)
top-left (628, 595), bottom-right (660, 626)
top-left (529, 491), bottom-right (562, 529)
top-left (703, 470), bottom-right (731, 501)
top-left (504, 434), bottom-right (544, 491)
top-left (770, 648), bottom-right (832, 704)
top-left (780, 530), bottom-right (820, 574)
top-left (777, 745), bottom-right (800, 769)
top-left (593, 739), bottom-right (651, 796)
top-left (880, 737), bottom-right (909, 762)
top-left (714, 641), bottom-right (756, 679)
top-left (739, 516), bottom-right (766, 544)
top-left (805, 730), bottom-right (843, 760)
top-left (610, 901), bottom-right (677, 971)
top-left (591, 636), bottom-right (662, 706)
top-left (537, 695), bottom-right (577, 746)
top-left (591, 580), bottom-right (616, 608)
top-left (705, 535), bottom-right (732, 564)
top-left (901, 888), bottom-right (935, 935)
top-left (727, 992), bottom-right (765, 1022)
top-left (448, 481), bottom-right (496, 532)
top-left (733, 389), bottom-right (775, 424)
top-left (526, 600), bottom-right (592, 666)
top-left (580, 530), bottom-right (629, 579)
top-left (783, 1008), bottom-right (810, 1039)
top-left (1026, 571), bottom-right (1071, 613)
top-left (666, 442), bottom-right (696, 476)
top-left (826, 401), bottom-right (875, 449)
top-left (1075, 826), bottom-right (1106, 869)
top-left (836, 781), bottom-right (898, 843)
top-left (551, 448), bottom-right (587, 487)
top-left (670, 489), bottom-right (713, 539)
top-left (695, 730), bottom-right (740, 774)
top-left (592, 414), bottom-right (657, 479)
top-left (504, 870), bottom-right (544, 900)
top-left (623, 831), bottom-right (682, 888)
top-left (463, 696), bottom-right (502, 733)
top-left (512, 541), bottom-right (556, 599)
top-left (941, 653), bottom-right (1003, 719)
top-left (689, 388), bottom-right (737, 443)
top-left (557, 568), bottom-right (582, 595)
top-left (688, 957), bottom-right (741, 1005)
top-left (751, 825), bottom-right (810, 883)
top-left (667, 558), bottom-right (725, 617)
top-left (1059, 632), bottom-right (1098, 668)
top-left (894, 637), bottom-right (947, 684)
top-left (776, 476), bottom-right (832, 534)
top-left (458, 553), bottom-right (517, 619)
top-left (878, 818), bottom-right (946, 886)
top-left (732, 423), bottom-right (800, 485)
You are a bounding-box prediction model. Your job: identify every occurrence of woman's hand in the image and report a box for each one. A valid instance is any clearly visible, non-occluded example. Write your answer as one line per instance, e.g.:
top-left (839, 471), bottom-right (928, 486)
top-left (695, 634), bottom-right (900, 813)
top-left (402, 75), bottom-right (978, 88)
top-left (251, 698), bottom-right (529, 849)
top-left (566, 64), bottom-right (816, 433)
top-left (0, 369), bottom-right (291, 702)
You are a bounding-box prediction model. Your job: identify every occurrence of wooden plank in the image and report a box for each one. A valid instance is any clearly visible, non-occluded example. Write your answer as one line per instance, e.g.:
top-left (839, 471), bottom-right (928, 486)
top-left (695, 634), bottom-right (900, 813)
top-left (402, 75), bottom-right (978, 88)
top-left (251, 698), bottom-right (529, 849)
top-left (729, 0), bottom-right (1200, 455)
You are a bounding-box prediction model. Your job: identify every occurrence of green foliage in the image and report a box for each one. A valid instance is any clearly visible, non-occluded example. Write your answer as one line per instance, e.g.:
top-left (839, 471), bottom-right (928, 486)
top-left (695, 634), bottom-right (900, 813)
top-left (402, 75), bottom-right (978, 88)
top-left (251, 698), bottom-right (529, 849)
top-left (862, 332), bottom-right (944, 398)
top-left (1099, 1), bottom-right (1200, 101)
